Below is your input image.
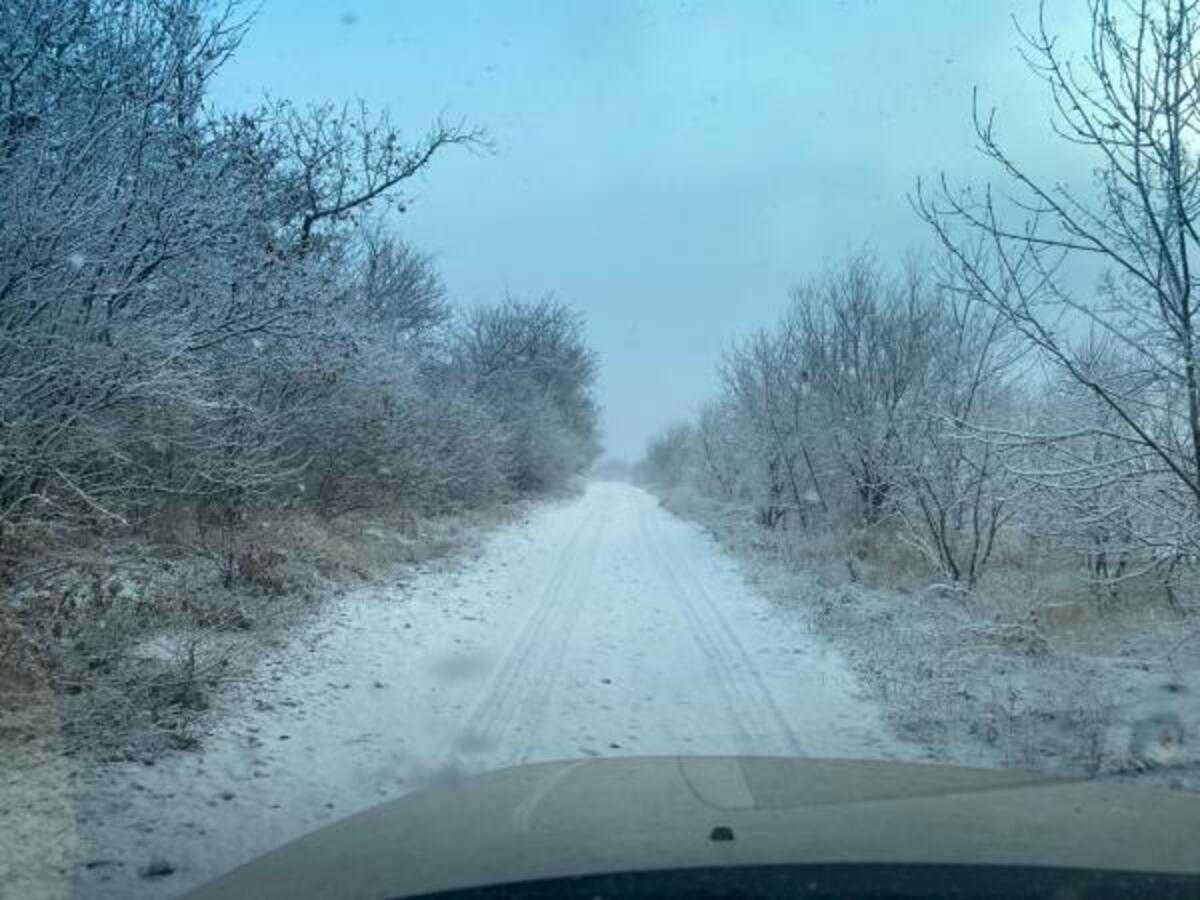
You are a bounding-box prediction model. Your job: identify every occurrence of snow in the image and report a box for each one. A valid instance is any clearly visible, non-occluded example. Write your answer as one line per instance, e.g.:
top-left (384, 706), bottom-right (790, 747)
top-left (67, 481), bottom-right (906, 898)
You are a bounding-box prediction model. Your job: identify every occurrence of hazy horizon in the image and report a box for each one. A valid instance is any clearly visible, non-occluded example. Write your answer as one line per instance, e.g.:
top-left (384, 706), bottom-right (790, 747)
top-left (211, 1), bottom-right (1091, 460)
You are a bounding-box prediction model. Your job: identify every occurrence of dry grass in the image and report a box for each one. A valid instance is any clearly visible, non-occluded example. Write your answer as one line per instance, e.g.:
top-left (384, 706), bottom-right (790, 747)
top-left (657, 485), bottom-right (1200, 786)
top-left (0, 496), bottom-right (526, 760)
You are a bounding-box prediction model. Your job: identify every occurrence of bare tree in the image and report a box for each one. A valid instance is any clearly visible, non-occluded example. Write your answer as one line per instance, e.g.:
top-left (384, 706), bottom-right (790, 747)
top-left (787, 252), bottom-right (938, 525)
top-left (277, 101), bottom-right (486, 255)
top-left (917, 0), bottom-right (1200, 601)
top-left (719, 329), bottom-right (827, 529)
top-left (895, 250), bottom-right (1027, 587)
top-left (343, 223), bottom-right (451, 340)
top-left (695, 399), bottom-right (741, 502)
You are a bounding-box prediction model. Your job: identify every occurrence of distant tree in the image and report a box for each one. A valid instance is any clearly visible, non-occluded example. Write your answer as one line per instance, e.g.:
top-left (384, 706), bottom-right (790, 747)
top-left (637, 423), bottom-right (698, 491)
top-left (593, 457), bottom-right (632, 481)
top-left (445, 297), bottom-right (602, 491)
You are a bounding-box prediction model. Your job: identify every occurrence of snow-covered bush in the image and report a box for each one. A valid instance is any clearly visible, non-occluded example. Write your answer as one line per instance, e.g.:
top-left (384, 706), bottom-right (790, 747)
top-left (0, 0), bottom-right (602, 721)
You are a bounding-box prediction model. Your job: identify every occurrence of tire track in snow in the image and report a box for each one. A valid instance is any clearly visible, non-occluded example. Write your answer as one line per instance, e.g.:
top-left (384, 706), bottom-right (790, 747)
top-left (636, 504), bottom-right (805, 756)
top-left (448, 504), bottom-right (605, 769)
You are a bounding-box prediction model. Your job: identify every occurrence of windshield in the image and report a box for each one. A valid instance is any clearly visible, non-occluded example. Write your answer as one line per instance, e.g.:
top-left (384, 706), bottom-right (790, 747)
top-left (2, 2), bottom-right (1199, 898)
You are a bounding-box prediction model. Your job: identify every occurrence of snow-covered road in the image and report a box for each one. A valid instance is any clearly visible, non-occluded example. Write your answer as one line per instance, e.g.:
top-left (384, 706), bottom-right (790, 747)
top-left (74, 481), bottom-right (902, 898)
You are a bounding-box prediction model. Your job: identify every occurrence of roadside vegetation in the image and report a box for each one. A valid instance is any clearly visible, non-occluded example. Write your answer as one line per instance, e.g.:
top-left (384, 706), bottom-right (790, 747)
top-left (0, 1), bottom-right (600, 757)
top-left (636, 0), bottom-right (1200, 784)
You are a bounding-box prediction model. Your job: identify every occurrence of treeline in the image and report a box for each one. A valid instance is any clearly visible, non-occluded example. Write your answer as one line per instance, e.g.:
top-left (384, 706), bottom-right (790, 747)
top-left (640, 0), bottom-right (1200, 607)
top-left (0, 1), bottom-right (601, 563)
top-left (637, 250), bottom-right (1029, 590)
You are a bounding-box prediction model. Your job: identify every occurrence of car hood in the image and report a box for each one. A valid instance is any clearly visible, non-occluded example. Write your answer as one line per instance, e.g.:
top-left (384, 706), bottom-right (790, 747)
top-left (182, 756), bottom-right (1200, 899)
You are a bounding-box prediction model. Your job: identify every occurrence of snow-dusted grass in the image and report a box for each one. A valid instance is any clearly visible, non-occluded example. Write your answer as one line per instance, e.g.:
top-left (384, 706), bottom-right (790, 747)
top-left (3, 498), bottom-right (530, 755)
top-left (1, 494), bottom-right (539, 897)
top-left (657, 487), bottom-right (1200, 791)
top-left (4, 481), bottom-right (903, 899)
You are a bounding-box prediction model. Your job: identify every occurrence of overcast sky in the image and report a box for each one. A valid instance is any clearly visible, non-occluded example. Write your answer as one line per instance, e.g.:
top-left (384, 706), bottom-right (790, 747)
top-left (210, 1), bottom-right (1093, 460)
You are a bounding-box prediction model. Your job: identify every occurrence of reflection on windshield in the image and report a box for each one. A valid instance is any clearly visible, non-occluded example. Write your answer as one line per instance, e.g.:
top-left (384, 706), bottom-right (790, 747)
top-left (0, 2), bottom-right (1198, 899)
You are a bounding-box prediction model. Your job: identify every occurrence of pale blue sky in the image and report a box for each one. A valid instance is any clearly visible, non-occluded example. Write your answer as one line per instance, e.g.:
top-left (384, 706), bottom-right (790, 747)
top-left (211, 1), bottom-right (1091, 459)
